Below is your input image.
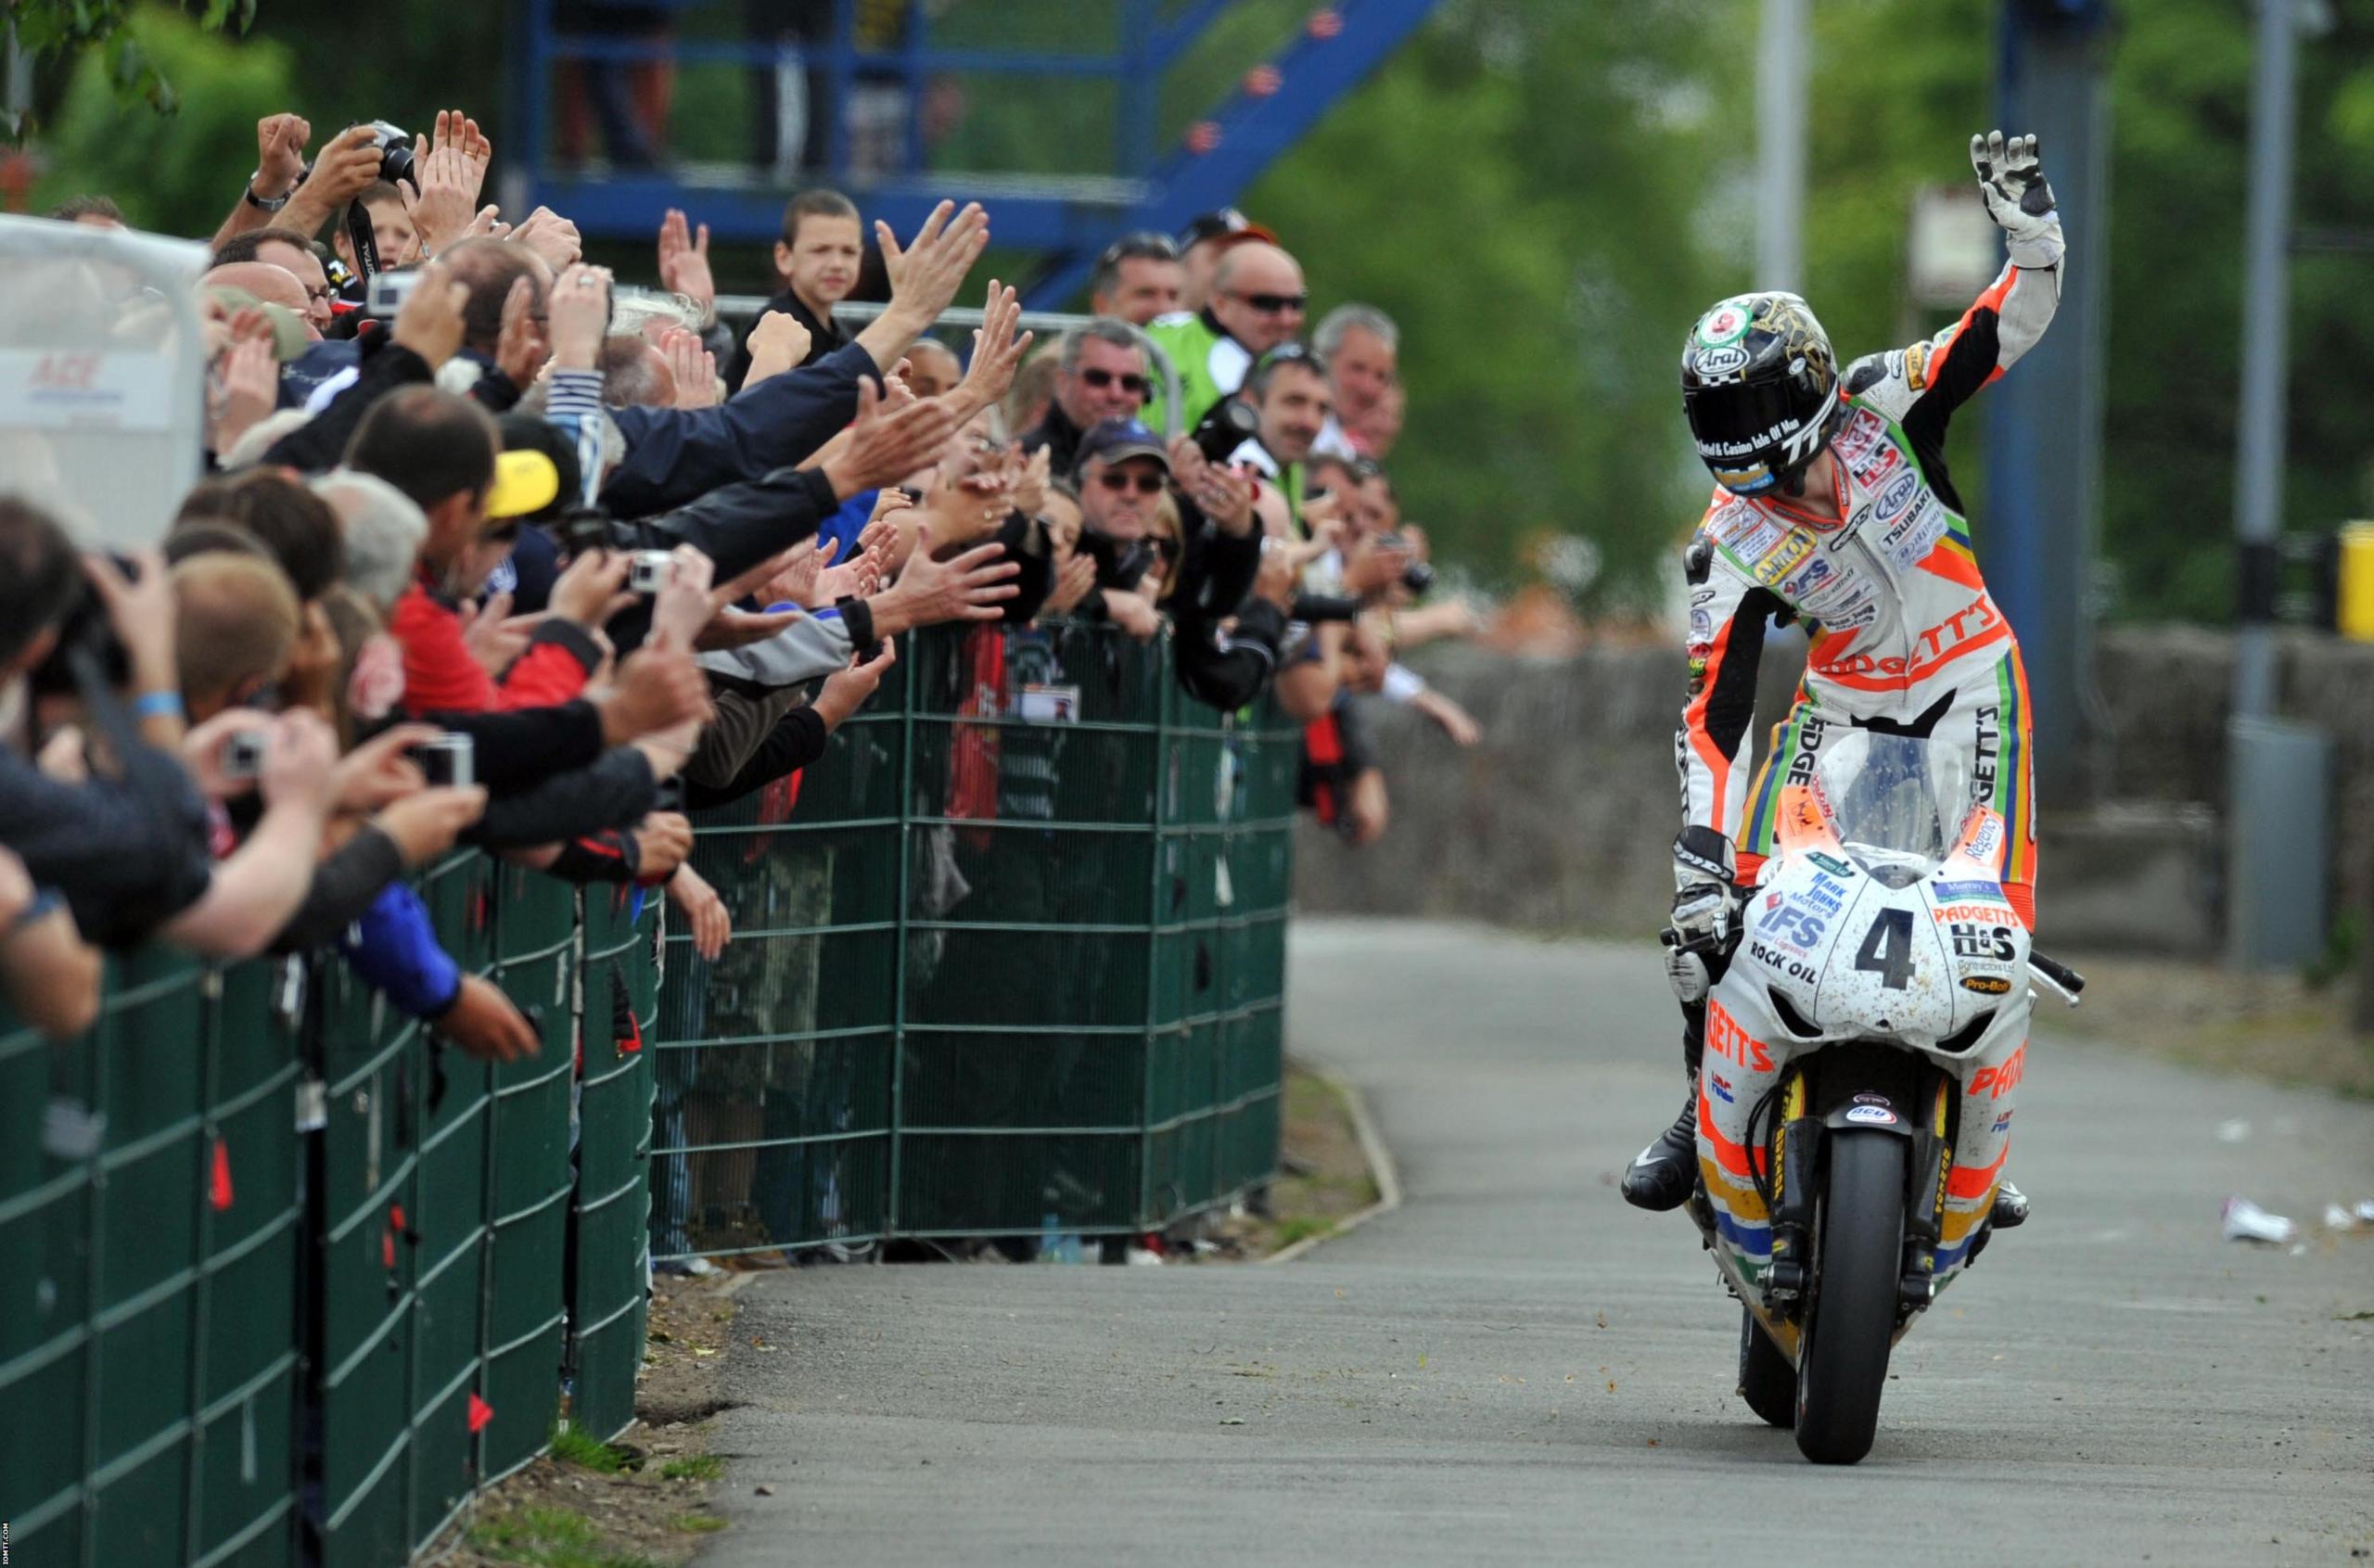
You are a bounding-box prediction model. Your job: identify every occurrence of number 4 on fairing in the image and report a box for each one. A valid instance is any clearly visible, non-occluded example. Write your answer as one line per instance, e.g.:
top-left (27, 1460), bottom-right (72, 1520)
top-left (1854, 908), bottom-right (1915, 989)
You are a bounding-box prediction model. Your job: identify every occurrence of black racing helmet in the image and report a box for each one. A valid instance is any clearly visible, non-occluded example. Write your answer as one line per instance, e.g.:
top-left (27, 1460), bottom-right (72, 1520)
top-left (1679, 292), bottom-right (1842, 496)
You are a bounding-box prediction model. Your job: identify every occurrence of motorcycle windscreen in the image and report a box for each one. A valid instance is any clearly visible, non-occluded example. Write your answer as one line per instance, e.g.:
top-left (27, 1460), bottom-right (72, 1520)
top-left (1808, 731), bottom-right (1974, 880)
top-left (1771, 779), bottom-right (1844, 859)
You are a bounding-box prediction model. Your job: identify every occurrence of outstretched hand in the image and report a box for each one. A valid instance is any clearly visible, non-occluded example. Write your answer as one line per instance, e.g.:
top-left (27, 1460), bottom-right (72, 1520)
top-left (1970, 129), bottom-right (2055, 245)
top-left (954, 279), bottom-right (1032, 415)
top-left (657, 208), bottom-right (717, 314)
top-left (878, 200), bottom-right (989, 324)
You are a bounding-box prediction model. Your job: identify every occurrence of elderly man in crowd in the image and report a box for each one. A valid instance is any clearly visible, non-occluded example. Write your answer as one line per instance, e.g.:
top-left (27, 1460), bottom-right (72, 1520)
top-left (1312, 303), bottom-right (1401, 460)
top-left (1017, 320), bottom-right (1153, 477)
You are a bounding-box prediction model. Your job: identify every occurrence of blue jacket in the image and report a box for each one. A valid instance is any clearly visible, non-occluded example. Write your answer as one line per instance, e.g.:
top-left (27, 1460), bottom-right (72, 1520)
top-left (339, 884), bottom-right (461, 1020)
top-left (279, 338), bottom-right (362, 410)
top-left (599, 339), bottom-right (882, 519)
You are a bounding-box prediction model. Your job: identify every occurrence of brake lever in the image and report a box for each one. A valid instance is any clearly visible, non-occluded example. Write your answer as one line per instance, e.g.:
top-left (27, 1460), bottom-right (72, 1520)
top-left (2027, 950), bottom-right (2087, 1009)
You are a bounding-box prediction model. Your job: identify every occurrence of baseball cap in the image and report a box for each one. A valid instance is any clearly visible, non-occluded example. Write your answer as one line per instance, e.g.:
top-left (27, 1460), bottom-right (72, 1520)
top-left (1179, 208), bottom-right (1279, 250)
top-left (1073, 417), bottom-right (1171, 479)
top-left (495, 413), bottom-right (584, 523)
top-left (204, 286), bottom-right (309, 361)
top-left (485, 449), bottom-right (561, 520)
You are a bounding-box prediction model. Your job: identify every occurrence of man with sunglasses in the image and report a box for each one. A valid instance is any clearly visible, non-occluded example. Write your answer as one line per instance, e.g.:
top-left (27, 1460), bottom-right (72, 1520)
top-left (1068, 418), bottom-right (1173, 643)
top-left (1141, 239), bottom-right (1308, 438)
top-left (212, 227), bottom-right (341, 338)
top-left (1018, 320), bottom-right (1152, 478)
top-left (1090, 233), bottom-right (1184, 327)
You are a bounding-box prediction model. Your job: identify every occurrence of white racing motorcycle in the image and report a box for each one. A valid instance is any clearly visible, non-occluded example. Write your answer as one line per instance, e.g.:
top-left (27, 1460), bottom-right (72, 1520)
top-left (1666, 731), bottom-right (2083, 1464)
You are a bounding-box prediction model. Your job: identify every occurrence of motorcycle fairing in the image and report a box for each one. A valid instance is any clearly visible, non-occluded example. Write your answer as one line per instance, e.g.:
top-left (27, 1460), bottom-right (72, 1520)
top-left (1696, 802), bottom-right (2034, 1358)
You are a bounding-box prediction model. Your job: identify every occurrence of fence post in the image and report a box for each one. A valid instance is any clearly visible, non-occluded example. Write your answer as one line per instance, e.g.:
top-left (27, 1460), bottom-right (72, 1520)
top-left (1136, 635), bottom-right (1171, 1231)
top-left (887, 632), bottom-right (920, 1238)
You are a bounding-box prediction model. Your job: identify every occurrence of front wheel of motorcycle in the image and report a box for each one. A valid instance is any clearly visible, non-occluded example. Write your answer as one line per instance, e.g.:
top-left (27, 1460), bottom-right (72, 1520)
top-left (1794, 1130), bottom-right (1907, 1464)
top-left (1737, 1307), bottom-right (1795, 1428)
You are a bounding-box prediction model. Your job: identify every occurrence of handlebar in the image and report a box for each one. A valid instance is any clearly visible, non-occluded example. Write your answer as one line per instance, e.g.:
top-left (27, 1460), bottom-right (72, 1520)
top-left (2028, 949), bottom-right (2087, 1007)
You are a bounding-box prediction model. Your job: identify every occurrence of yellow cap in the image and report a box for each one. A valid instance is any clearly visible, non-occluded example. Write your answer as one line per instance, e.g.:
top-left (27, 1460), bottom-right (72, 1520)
top-left (485, 449), bottom-right (560, 520)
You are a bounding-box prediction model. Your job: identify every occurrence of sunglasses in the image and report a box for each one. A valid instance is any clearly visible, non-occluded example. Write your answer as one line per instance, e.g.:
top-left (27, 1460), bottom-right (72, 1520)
top-left (1094, 470), bottom-right (1166, 496)
top-left (1078, 366), bottom-right (1150, 397)
top-left (1098, 231), bottom-right (1181, 270)
top-left (1230, 290), bottom-right (1307, 315)
top-left (1257, 341), bottom-right (1327, 374)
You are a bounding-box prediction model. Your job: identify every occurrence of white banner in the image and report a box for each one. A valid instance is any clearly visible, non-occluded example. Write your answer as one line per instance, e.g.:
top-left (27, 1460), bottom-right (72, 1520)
top-left (0, 347), bottom-right (176, 433)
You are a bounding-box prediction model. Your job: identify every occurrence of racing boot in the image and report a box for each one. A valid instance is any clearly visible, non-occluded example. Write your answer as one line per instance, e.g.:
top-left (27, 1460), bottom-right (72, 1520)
top-left (1621, 999), bottom-right (1704, 1212)
top-left (1989, 1179), bottom-right (2029, 1230)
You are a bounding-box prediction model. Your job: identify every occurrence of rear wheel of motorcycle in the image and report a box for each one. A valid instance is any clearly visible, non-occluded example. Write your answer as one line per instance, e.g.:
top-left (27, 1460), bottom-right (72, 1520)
top-left (1737, 1307), bottom-right (1795, 1428)
top-left (1794, 1130), bottom-right (1906, 1464)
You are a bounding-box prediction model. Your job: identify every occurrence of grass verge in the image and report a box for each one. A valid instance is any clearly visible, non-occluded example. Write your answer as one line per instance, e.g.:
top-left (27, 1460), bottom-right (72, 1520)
top-left (1206, 1062), bottom-right (1385, 1260)
top-left (436, 1273), bottom-right (739, 1567)
top-left (2045, 950), bottom-right (2374, 1098)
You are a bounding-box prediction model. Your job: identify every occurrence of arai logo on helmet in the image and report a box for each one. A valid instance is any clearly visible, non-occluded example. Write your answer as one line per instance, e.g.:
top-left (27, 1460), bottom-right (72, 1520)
top-left (1844, 1103), bottom-right (1898, 1126)
top-left (1692, 344), bottom-right (1752, 378)
top-left (1695, 300), bottom-right (1755, 349)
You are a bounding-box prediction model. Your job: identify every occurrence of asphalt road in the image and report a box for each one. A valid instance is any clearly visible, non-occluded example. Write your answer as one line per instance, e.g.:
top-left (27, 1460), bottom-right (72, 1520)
top-left (700, 920), bottom-right (2374, 1566)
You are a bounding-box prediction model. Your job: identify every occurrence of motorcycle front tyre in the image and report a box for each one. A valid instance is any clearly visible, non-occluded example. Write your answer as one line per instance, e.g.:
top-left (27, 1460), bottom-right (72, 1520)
top-left (1794, 1129), bottom-right (1907, 1464)
top-left (1738, 1306), bottom-right (1795, 1428)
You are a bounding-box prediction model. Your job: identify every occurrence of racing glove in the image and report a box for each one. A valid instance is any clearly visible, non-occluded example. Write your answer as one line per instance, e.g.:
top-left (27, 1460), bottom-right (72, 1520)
top-left (1970, 129), bottom-right (2061, 267)
top-left (1665, 943), bottom-right (1713, 1004)
top-left (1668, 823), bottom-right (1738, 949)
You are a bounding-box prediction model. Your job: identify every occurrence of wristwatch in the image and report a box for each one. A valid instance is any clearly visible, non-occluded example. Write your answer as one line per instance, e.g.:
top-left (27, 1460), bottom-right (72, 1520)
top-left (243, 171), bottom-right (291, 212)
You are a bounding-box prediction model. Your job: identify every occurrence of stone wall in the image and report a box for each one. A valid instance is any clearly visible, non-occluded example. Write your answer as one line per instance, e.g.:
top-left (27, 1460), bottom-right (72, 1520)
top-left (1292, 629), bottom-right (2374, 953)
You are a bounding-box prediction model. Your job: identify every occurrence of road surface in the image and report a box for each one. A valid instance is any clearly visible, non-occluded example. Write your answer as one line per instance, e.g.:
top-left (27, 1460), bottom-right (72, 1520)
top-left (699, 921), bottom-right (2374, 1565)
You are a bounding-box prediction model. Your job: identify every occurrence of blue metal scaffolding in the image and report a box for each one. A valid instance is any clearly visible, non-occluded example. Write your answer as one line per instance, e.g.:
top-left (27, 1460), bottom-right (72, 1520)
top-left (504, 0), bottom-right (1437, 308)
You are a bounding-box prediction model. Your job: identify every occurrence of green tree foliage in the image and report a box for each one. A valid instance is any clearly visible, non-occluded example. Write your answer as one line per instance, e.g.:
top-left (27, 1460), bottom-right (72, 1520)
top-left (8, 0), bottom-right (254, 134)
top-left (2031, 0), bottom-right (2374, 623)
top-left (1244, 0), bottom-right (1735, 608)
top-left (22, 0), bottom-right (2374, 624)
top-left (1245, 0), bottom-right (2374, 620)
top-left (32, 6), bottom-right (299, 238)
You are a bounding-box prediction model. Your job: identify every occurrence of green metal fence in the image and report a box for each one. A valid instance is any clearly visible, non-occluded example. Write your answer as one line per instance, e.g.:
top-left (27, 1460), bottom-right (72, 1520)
top-left (652, 619), bottom-right (1297, 1260)
top-left (0, 950), bottom-right (304, 1567)
top-left (0, 618), bottom-right (1295, 1567)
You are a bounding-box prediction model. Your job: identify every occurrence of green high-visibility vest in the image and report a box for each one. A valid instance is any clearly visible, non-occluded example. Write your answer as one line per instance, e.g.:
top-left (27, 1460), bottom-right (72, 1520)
top-left (1141, 312), bottom-right (1250, 438)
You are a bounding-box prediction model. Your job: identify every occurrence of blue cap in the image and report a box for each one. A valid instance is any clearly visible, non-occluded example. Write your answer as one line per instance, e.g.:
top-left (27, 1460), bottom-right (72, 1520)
top-left (1073, 417), bottom-right (1170, 478)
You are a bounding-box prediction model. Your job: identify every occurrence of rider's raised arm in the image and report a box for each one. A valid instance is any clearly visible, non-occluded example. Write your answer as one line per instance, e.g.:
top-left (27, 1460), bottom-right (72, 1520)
top-left (1675, 512), bottom-right (1789, 874)
top-left (1841, 130), bottom-right (2064, 449)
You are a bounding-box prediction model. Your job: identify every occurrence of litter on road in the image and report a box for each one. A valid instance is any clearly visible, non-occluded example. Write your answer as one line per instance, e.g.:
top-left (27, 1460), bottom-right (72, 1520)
top-left (2222, 1195), bottom-right (2298, 1244)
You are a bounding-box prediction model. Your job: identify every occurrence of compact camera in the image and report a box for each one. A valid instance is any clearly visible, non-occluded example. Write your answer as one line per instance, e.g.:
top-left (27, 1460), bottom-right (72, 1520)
top-left (412, 733), bottom-right (475, 790)
top-left (222, 730), bottom-right (269, 782)
top-left (1376, 531), bottom-right (1435, 596)
top-left (364, 269), bottom-right (417, 317)
top-left (628, 550), bottom-right (676, 595)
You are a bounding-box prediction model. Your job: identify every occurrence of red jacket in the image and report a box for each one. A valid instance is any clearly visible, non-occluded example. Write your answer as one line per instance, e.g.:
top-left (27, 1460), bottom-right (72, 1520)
top-left (391, 575), bottom-right (602, 714)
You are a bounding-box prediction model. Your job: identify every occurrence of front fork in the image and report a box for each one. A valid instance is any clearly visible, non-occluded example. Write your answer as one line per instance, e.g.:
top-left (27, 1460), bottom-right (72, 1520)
top-left (1761, 1063), bottom-right (1960, 1326)
top-left (1764, 1072), bottom-right (1816, 1315)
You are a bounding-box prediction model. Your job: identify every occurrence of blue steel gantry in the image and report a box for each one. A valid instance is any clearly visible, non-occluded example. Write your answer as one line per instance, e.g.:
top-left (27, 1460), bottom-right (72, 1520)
top-left (503, 0), bottom-right (1439, 309)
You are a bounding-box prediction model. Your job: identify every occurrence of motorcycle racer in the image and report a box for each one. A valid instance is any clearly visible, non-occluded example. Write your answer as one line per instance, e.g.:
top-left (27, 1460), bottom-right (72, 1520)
top-left (1622, 131), bottom-right (2061, 1215)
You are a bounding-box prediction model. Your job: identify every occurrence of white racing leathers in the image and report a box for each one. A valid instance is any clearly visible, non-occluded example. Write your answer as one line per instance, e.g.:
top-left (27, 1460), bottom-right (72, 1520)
top-left (1676, 215), bottom-right (2063, 930)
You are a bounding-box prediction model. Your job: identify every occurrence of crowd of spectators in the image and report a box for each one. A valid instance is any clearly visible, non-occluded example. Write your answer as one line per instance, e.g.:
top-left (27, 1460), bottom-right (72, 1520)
top-left (6, 117), bottom-right (1479, 1239)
